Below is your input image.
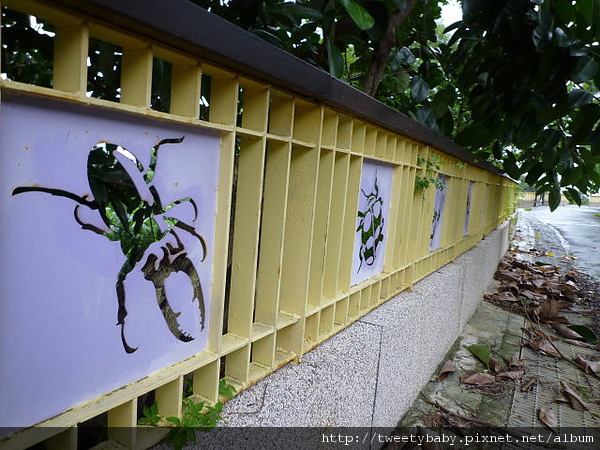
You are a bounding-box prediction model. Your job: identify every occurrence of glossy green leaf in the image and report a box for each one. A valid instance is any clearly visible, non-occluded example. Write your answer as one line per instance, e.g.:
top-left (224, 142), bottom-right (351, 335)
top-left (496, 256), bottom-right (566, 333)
top-left (455, 124), bottom-right (490, 147)
top-left (431, 87), bottom-right (456, 118)
top-left (565, 188), bottom-right (582, 206)
top-left (410, 75), bottom-right (430, 103)
top-left (573, 55), bottom-right (599, 83)
top-left (549, 183), bottom-right (561, 211)
top-left (326, 39), bottom-right (344, 78)
top-left (567, 89), bottom-right (594, 109)
top-left (568, 325), bottom-right (598, 343)
top-left (415, 107), bottom-right (436, 129)
top-left (466, 344), bottom-right (491, 369)
top-left (340, 0), bottom-right (375, 30)
top-left (391, 47), bottom-right (415, 69)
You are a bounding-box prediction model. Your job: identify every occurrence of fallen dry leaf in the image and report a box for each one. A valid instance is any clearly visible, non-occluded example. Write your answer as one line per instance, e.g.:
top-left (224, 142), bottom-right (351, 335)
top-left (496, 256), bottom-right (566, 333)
top-left (496, 369), bottom-right (525, 381)
top-left (526, 327), bottom-right (559, 340)
top-left (521, 378), bottom-right (537, 393)
top-left (539, 406), bottom-right (558, 431)
top-left (551, 323), bottom-right (584, 340)
top-left (528, 339), bottom-right (562, 358)
top-left (489, 358), bottom-right (502, 373)
top-left (460, 372), bottom-right (496, 385)
top-left (491, 291), bottom-right (519, 302)
top-left (573, 356), bottom-right (600, 375)
top-left (564, 339), bottom-right (597, 349)
top-left (519, 289), bottom-right (543, 301)
top-left (437, 360), bottom-right (457, 381)
top-left (495, 270), bottom-right (521, 283)
top-left (537, 299), bottom-right (570, 322)
top-left (561, 382), bottom-right (590, 411)
top-left (509, 356), bottom-right (524, 368)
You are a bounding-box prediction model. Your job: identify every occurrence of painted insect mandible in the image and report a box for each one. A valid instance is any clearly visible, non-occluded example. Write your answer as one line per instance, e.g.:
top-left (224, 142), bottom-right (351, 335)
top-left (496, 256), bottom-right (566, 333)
top-left (13, 136), bottom-right (207, 353)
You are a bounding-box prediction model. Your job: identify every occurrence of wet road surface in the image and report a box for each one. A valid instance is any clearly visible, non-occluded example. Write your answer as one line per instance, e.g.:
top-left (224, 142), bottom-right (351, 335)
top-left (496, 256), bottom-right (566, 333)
top-left (521, 205), bottom-right (600, 280)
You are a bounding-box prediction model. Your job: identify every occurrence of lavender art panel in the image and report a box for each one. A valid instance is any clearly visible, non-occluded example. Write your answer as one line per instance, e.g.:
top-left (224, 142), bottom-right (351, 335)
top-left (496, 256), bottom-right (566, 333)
top-left (0, 94), bottom-right (220, 429)
top-left (351, 160), bottom-right (394, 286)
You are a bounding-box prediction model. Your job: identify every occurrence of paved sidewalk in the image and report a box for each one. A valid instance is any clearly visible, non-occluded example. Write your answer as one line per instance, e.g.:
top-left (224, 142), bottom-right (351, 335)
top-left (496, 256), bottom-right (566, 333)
top-left (397, 211), bottom-right (600, 440)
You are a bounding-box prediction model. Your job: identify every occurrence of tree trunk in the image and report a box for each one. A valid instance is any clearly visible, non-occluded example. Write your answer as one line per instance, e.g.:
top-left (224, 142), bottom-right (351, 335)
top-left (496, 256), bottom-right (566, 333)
top-left (362, 0), bottom-right (419, 96)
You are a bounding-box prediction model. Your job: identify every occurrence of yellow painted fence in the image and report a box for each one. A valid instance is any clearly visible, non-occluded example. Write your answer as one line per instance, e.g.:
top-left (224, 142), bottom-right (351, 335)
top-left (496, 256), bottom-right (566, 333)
top-left (0, 0), bottom-right (516, 449)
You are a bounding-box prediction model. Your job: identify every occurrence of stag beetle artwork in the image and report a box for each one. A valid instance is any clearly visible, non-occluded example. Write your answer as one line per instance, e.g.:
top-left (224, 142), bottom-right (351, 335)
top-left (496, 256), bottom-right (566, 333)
top-left (12, 136), bottom-right (207, 353)
top-left (356, 172), bottom-right (385, 272)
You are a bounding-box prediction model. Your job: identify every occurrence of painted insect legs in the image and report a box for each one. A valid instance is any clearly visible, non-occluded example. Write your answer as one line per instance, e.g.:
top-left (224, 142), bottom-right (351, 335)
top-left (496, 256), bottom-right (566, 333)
top-left (12, 137), bottom-right (207, 353)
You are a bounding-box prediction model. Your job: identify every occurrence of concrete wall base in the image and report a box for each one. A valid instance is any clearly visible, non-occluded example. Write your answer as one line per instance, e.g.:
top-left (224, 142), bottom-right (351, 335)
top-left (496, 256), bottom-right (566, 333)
top-left (218, 221), bottom-right (510, 430)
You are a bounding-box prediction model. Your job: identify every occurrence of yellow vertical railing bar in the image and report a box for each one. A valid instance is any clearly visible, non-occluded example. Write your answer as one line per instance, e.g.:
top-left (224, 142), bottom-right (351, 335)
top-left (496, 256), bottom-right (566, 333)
top-left (456, 178), bottom-right (465, 240)
top-left (322, 153), bottom-right (350, 298)
top-left (405, 187), bottom-right (422, 279)
top-left (384, 165), bottom-right (402, 272)
top-left (251, 333), bottom-right (275, 372)
top-left (268, 94), bottom-right (294, 136)
top-left (380, 277), bottom-right (390, 302)
top-left (107, 399), bottom-right (137, 448)
top-left (335, 296), bottom-right (349, 325)
top-left (337, 116), bottom-right (353, 150)
top-left (53, 20), bottom-right (88, 95)
top-left (255, 141), bottom-right (291, 325)
top-left (443, 177), bottom-right (457, 248)
top-left (339, 155), bottom-right (362, 290)
top-left (207, 132), bottom-right (236, 355)
top-left (407, 146), bottom-right (427, 262)
top-left (321, 109), bottom-right (338, 147)
top-left (386, 135), bottom-right (397, 161)
top-left (193, 360), bottom-right (219, 403)
top-left (207, 69), bottom-right (239, 125)
top-left (364, 127), bottom-right (377, 157)
top-left (418, 146), bottom-right (434, 258)
top-left (304, 313), bottom-right (320, 347)
top-left (170, 64), bottom-right (202, 118)
top-left (459, 177), bottom-right (469, 240)
top-left (370, 281), bottom-right (382, 306)
top-left (293, 101), bottom-right (321, 143)
top-left (279, 149), bottom-right (321, 304)
top-left (46, 428), bottom-right (77, 450)
top-left (308, 148), bottom-right (335, 306)
top-left (393, 142), bottom-right (412, 268)
top-left (279, 144), bottom-right (320, 356)
top-left (252, 334), bottom-right (276, 370)
top-left (155, 377), bottom-right (183, 420)
top-left (359, 285), bottom-right (371, 311)
top-left (120, 44), bottom-right (153, 108)
top-left (395, 138), bottom-right (407, 163)
top-left (439, 176), bottom-right (450, 249)
top-left (228, 137), bottom-right (266, 338)
top-left (347, 292), bottom-right (357, 318)
top-left (351, 121), bottom-right (366, 154)
top-left (375, 130), bottom-right (387, 158)
top-left (319, 305), bottom-right (334, 336)
top-left (240, 83), bottom-right (269, 132)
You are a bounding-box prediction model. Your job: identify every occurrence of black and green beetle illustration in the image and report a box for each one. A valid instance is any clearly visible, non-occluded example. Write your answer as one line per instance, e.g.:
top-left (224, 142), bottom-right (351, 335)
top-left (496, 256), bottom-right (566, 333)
top-left (356, 173), bottom-right (385, 272)
top-left (13, 136), bottom-right (207, 353)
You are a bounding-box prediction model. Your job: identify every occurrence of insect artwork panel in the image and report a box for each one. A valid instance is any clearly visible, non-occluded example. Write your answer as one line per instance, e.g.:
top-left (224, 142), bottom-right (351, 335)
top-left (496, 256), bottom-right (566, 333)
top-left (429, 174), bottom-right (449, 251)
top-left (351, 160), bottom-right (394, 286)
top-left (0, 94), bottom-right (220, 429)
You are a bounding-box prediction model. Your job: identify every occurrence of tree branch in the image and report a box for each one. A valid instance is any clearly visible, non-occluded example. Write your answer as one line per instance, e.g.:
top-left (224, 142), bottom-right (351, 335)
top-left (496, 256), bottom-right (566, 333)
top-left (362, 0), bottom-right (419, 96)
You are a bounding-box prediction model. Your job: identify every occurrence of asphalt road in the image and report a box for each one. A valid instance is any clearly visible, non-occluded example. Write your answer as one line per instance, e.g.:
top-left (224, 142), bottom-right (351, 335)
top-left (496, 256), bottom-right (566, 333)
top-left (521, 205), bottom-right (600, 280)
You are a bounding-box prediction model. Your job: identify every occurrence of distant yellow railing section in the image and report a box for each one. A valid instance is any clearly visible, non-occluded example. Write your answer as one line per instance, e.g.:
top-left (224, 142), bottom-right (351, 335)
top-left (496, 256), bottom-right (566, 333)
top-left (0, 0), bottom-right (516, 449)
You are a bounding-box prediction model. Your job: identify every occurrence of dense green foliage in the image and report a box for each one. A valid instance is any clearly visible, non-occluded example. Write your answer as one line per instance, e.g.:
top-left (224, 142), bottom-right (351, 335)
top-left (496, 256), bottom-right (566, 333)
top-left (191, 0), bottom-right (599, 209)
top-left (3, 1), bottom-right (598, 209)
